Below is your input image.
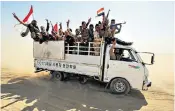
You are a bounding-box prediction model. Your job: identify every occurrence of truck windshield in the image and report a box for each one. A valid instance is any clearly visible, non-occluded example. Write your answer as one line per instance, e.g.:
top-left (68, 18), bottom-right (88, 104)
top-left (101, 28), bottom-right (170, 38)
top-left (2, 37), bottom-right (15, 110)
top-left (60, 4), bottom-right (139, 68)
top-left (134, 51), bottom-right (143, 63)
top-left (112, 48), bottom-right (136, 62)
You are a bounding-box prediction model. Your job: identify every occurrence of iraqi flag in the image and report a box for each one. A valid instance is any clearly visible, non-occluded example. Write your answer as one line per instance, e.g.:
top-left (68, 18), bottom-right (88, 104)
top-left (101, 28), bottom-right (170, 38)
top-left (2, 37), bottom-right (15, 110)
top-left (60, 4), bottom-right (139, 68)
top-left (15, 5), bottom-right (34, 34)
top-left (52, 23), bottom-right (58, 35)
top-left (22, 5), bottom-right (33, 23)
top-left (53, 23), bottom-right (58, 33)
top-left (97, 8), bottom-right (104, 17)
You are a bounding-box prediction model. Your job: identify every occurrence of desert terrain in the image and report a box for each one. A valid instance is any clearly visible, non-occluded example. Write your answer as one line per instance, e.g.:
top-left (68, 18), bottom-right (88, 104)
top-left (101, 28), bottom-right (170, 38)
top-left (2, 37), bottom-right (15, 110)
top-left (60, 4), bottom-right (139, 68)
top-left (1, 54), bottom-right (174, 111)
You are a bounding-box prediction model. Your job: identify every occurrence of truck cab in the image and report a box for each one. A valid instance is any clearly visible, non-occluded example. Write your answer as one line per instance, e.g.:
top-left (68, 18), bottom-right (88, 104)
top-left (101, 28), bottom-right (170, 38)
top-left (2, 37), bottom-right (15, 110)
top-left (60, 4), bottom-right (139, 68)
top-left (103, 44), bottom-right (153, 93)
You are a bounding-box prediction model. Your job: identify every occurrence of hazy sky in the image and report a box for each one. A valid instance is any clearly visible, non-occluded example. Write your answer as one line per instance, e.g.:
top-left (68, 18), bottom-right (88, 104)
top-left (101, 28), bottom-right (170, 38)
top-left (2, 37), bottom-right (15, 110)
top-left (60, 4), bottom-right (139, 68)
top-left (1, 1), bottom-right (174, 54)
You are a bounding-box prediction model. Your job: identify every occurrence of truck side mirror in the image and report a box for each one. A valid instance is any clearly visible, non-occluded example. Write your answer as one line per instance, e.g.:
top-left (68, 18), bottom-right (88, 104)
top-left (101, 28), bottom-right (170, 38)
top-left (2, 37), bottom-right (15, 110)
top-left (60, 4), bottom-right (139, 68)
top-left (142, 62), bottom-right (145, 65)
top-left (151, 55), bottom-right (154, 64)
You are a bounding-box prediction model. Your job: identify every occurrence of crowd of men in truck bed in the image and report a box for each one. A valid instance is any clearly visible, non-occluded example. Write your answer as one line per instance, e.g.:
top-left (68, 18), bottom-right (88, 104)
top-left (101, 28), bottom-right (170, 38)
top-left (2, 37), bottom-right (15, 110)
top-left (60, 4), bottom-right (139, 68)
top-left (12, 10), bottom-right (132, 56)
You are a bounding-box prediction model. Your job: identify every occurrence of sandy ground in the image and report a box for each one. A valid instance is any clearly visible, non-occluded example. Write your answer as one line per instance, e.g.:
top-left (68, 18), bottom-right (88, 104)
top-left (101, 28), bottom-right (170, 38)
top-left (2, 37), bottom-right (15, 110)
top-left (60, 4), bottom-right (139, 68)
top-left (1, 68), bottom-right (174, 111)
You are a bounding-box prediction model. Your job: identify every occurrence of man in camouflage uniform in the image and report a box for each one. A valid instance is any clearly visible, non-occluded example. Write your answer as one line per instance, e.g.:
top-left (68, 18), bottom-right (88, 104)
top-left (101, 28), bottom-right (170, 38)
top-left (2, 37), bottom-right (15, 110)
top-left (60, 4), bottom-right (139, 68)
top-left (93, 24), bottom-right (102, 56)
top-left (81, 18), bottom-right (91, 42)
top-left (80, 18), bottom-right (91, 55)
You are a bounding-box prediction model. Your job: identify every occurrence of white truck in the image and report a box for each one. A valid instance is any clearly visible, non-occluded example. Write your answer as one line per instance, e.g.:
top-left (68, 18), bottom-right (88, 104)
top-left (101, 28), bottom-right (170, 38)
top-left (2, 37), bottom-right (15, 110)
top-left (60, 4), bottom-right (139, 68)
top-left (34, 40), bottom-right (154, 94)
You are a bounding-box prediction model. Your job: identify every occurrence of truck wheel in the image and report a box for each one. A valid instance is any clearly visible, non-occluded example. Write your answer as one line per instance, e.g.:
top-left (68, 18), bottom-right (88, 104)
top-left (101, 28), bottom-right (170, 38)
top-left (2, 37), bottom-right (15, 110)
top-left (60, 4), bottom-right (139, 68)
top-left (62, 72), bottom-right (70, 81)
top-left (53, 71), bottom-right (64, 81)
top-left (49, 71), bottom-right (55, 80)
top-left (79, 76), bottom-right (88, 84)
top-left (110, 78), bottom-right (131, 94)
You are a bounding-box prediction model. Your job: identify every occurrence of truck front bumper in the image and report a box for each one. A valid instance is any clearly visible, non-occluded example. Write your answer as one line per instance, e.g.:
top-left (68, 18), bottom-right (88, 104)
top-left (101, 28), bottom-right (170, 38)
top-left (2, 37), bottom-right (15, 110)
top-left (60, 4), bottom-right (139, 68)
top-left (147, 82), bottom-right (152, 87)
top-left (142, 81), bottom-right (152, 91)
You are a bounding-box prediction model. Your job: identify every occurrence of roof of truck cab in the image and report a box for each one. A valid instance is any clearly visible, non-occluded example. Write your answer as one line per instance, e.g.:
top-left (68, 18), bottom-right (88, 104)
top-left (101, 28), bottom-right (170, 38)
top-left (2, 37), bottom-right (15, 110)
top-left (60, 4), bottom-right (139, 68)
top-left (116, 44), bottom-right (131, 49)
top-left (108, 43), bottom-right (132, 49)
top-left (108, 43), bottom-right (137, 52)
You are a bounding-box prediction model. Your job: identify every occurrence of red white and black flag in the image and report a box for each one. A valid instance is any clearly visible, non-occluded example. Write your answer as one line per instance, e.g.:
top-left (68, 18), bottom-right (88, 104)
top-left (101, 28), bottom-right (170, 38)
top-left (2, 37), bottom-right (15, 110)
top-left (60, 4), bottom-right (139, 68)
top-left (22, 5), bottom-right (34, 23)
top-left (14, 5), bottom-right (34, 33)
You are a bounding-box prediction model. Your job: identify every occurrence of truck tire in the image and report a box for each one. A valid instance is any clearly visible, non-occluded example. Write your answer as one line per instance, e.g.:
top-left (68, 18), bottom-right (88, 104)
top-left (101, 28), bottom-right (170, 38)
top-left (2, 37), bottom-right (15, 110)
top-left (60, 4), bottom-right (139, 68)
top-left (49, 71), bottom-right (55, 80)
top-left (53, 71), bottom-right (64, 81)
top-left (110, 78), bottom-right (131, 94)
top-left (79, 76), bottom-right (88, 84)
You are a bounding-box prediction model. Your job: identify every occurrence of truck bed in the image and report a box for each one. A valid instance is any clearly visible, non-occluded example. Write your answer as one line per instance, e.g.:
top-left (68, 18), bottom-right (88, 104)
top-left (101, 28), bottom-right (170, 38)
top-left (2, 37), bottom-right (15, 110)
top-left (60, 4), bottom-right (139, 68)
top-left (34, 41), bottom-right (103, 77)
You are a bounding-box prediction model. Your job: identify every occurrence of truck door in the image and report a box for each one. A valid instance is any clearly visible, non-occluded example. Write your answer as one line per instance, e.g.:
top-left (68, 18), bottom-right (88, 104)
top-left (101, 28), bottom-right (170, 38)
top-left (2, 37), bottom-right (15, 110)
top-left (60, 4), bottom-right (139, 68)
top-left (104, 48), bottom-right (144, 89)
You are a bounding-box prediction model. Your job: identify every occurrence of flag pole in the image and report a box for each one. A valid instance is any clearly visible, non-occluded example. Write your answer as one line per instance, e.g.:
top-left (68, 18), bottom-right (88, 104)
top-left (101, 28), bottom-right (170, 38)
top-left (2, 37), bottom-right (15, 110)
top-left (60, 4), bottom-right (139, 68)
top-left (31, 5), bottom-right (34, 20)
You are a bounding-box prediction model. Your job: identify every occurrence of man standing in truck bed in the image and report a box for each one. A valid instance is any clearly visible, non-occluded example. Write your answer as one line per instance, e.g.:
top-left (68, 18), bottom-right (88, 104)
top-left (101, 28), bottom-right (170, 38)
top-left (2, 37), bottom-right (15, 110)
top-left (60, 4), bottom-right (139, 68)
top-left (80, 18), bottom-right (91, 55)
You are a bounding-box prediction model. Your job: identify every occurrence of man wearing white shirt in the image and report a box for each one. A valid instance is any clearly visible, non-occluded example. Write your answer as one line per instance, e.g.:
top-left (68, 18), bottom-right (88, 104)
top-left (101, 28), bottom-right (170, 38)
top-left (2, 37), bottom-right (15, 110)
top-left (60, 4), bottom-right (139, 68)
top-left (93, 24), bottom-right (102, 56)
top-left (109, 38), bottom-right (117, 60)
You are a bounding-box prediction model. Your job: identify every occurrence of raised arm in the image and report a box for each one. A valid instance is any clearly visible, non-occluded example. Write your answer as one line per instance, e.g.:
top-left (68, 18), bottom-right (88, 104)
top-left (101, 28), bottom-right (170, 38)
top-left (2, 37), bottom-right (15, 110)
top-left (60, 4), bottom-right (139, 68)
top-left (67, 19), bottom-right (70, 30)
top-left (21, 27), bottom-right (29, 37)
top-left (112, 21), bottom-right (126, 34)
top-left (86, 18), bottom-right (91, 28)
top-left (12, 13), bottom-right (28, 27)
top-left (59, 22), bottom-right (62, 30)
top-left (66, 20), bottom-right (72, 35)
top-left (50, 21), bottom-right (54, 29)
top-left (106, 9), bottom-right (110, 20)
top-left (66, 20), bottom-right (70, 33)
top-left (67, 19), bottom-right (72, 35)
top-left (103, 9), bottom-right (110, 26)
top-left (115, 24), bottom-right (122, 34)
top-left (46, 19), bottom-right (49, 32)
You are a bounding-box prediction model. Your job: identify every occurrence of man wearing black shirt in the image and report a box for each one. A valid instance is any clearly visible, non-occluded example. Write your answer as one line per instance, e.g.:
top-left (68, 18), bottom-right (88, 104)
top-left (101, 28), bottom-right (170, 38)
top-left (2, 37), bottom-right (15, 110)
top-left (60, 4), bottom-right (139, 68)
top-left (65, 31), bottom-right (75, 54)
top-left (88, 24), bottom-right (94, 42)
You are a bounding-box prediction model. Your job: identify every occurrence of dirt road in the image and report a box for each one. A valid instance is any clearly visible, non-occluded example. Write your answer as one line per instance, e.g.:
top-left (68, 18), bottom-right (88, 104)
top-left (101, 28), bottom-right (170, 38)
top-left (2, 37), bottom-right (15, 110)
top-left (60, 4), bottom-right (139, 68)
top-left (1, 68), bottom-right (174, 111)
